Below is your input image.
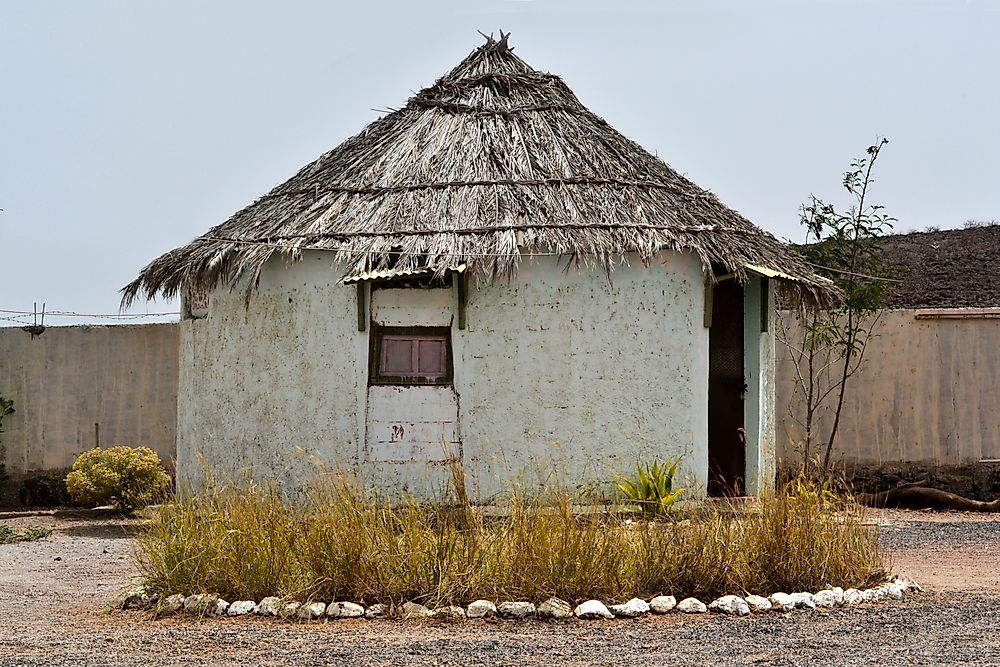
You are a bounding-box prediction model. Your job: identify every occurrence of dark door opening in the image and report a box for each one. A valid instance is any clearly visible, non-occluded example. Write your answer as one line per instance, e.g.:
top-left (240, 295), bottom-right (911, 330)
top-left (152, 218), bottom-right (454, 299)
top-left (708, 279), bottom-right (745, 497)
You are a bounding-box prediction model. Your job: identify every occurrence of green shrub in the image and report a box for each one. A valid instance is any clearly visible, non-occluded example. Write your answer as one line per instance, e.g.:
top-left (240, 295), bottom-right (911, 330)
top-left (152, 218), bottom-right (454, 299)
top-left (615, 459), bottom-right (685, 516)
top-left (0, 524), bottom-right (51, 544)
top-left (65, 446), bottom-right (171, 511)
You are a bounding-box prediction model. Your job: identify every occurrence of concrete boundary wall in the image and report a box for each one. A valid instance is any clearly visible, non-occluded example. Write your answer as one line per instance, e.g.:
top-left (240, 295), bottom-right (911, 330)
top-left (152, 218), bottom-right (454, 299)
top-left (777, 309), bottom-right (1000, 467)
top-left (0, 323), bottom-right (178, 490)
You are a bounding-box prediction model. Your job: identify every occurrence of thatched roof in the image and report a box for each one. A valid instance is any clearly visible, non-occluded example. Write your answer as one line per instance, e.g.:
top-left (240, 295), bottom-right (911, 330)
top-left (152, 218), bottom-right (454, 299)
top-left (881, 224), bottom-right (1000, 308)
top-left (123, 32), bottom-right (835, 308)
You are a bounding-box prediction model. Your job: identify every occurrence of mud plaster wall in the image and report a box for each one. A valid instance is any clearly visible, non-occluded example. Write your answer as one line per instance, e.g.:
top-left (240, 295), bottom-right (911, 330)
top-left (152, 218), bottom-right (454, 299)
top-left (0, 323), bottom-right (178, 478)
top-left (777, 309), bottom-right (1000, 466)
top-left (177, 250), bottom-right (775, 498)
top-left (743, 276), bottom-right (777, 496)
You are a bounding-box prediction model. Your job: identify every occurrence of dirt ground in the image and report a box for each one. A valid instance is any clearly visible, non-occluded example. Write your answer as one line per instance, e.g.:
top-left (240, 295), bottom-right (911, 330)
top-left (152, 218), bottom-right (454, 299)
top-left (1, 508), bottom-right (999, 666)
top-left (878, 508), bottom-right (1000, 594)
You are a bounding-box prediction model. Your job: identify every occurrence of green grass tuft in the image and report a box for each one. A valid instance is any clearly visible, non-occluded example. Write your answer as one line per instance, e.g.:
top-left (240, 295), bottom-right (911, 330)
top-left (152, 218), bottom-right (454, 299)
top-left (0, 524), bottom-right (53, 544)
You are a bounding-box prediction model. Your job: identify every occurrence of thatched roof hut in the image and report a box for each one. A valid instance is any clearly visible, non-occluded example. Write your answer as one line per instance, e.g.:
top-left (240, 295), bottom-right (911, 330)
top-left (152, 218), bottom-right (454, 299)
top-left (123, 32), bottom-right (833, 308)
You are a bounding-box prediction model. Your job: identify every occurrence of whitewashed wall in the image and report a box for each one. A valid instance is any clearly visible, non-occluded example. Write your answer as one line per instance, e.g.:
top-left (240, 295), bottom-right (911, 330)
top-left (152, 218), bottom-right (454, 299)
top-left (453, 253), bottom-right (709, 499)
top-left (743, 276), bottom-right (777, 495)
top-left (177, 250), bottom-right (776, 499)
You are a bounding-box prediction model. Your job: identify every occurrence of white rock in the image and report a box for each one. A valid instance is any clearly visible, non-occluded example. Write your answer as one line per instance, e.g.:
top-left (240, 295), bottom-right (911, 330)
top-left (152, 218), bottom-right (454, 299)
top-left (708, 595), bottom-right (751, 616)
top-left (768, 592), bottom-right (795, 612)
top-left (183, 594), bottom-right (216, 614)
top-left (255, 596), bottom-right (281, 616)
top-left (401, 601), bottom-right (432, 619)
top-left (466, 600), bottom-right (497, 619)
top-left (831, 587), bottom-right (845, 605)
top-left (790, 592), bottom-right (816, 609)
top-left (744, 595), bottom-right (772, 612)
top-left (122, 586), bottom-right (158, 610)
top-left (573, 599), bottom-right (614, 620)
top-left (497, 601), bottom-right (536, 619)
top-left (843, 589), bottom-right (864, 606)
top-left (676, 597), bottom-right (708, 614)
top-left (210, 598), bottom-right (230, 616)
top-left (885, 581), bottom-right (906, 600)
top-left (279, 601), bottom-right (302, 618)
top-left (432, 605), bottom-right (466, 619)
top-left (227, 600), bottom-right (256, 616)
top-left (160, 593), bottom-right (186, 614)
top-left (649, 595), bottom-right (677, 613)
top-left (365, 603), bottom-right (389, 619)
top-left (866, 587), bottom-right (885, 601)
top-left (297, 601), bottom-right (326, 619)
top-left (609, 598), bottom-right (650, 618)
top-left (327, 601), bottom-right (365, 618)
top-left (182, 593), bottom-right (205, 613)
top-left (813, 590), bottom-right (837, 608)
top-left (537, 597), bottom-right (573, 620)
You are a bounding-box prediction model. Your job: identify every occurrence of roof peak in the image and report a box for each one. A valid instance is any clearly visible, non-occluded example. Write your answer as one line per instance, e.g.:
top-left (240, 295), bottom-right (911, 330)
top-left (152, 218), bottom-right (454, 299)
top-left (477, 29), bottom-right (513, 53)
top-left (123, 33), bottom-right (836, 310)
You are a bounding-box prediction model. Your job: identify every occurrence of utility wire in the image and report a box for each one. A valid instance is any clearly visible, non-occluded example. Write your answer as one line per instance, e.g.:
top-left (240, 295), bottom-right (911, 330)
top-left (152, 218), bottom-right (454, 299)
top-left (804, 262), bottom-right (904, 283)
top-left (0, 308), bottom-right (179, 319)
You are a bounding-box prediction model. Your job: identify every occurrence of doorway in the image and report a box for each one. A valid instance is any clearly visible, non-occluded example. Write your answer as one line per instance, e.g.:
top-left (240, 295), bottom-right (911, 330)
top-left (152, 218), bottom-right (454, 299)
top-left (708, 278), bottom-right (745, 496)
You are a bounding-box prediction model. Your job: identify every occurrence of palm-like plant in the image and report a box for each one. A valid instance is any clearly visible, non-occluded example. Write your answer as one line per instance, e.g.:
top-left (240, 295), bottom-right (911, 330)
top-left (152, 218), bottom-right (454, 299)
top-left (615, 459), bottom-right (685, 516)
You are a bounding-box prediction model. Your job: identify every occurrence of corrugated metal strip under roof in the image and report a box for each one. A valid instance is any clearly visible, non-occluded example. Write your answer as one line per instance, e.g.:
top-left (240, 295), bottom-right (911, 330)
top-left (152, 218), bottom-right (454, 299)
top-left (342, 264), bottom-right (467, 285)
top-left (745, 263), bottom-right (834, 286)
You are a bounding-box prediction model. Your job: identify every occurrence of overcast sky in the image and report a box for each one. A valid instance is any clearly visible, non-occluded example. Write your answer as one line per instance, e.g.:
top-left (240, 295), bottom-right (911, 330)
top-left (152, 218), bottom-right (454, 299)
top-left (2, 0), bottom-right (998, 326)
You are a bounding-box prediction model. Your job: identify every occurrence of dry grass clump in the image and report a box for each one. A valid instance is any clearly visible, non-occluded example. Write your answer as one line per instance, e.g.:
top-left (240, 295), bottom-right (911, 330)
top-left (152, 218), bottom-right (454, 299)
top-left (134, 473), bottom-right (885, 606)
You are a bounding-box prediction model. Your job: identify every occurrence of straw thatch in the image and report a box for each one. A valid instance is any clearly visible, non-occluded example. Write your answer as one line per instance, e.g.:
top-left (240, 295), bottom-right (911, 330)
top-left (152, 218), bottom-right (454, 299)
top-left (122, 32), bottom-right (836, 308)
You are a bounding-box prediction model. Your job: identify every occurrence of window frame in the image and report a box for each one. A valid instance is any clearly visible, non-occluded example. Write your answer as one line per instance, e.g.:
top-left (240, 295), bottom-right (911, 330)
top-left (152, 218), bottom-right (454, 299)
top-left (368, 324), bottom-right (454, 386)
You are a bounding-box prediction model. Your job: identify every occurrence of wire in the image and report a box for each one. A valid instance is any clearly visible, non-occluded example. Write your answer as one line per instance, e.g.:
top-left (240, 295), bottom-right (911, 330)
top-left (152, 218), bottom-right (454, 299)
top-left (0, 308), bottom-right (179, 319)
top-left (804, 262), bottom-right (904, 283)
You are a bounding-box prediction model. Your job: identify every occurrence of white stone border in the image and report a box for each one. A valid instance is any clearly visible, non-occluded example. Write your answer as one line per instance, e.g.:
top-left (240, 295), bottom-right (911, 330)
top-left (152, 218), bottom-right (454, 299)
top-left (123, 577), bottom-right (921, 620)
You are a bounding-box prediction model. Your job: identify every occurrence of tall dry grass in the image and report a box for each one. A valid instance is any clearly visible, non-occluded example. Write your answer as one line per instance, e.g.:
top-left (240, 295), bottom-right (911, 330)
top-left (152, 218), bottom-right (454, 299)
top-left (134, 472), bottom-right (886, 606)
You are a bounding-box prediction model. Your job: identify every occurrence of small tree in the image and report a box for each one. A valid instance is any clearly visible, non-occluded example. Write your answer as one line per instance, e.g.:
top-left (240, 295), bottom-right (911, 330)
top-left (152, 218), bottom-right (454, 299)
top-left (780, 138), bottom-right (898, 476)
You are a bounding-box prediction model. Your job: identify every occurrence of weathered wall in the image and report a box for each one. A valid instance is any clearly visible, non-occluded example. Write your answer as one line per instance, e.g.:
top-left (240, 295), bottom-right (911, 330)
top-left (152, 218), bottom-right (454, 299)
top-left (743, 276), bottom-right (776, 496)
top-left (0, 324), bottom-right (178, 483)
top-left (176, 252), bottom-right (362, 491)
top-left (177, 250), bottom-right (771, 499)
top-left (453, 253), bottom-right (710, 500)
top-left (777, 309), bottom-right (1000, 466)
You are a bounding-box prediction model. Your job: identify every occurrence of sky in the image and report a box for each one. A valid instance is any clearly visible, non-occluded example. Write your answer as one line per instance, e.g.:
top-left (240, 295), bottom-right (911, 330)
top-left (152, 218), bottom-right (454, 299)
top-left (1, 0), bottom-right (998, 326)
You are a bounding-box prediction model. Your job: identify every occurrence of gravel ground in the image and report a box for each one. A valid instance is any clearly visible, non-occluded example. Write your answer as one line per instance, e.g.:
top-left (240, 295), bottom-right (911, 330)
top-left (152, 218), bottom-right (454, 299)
top-left (1, 508), bottom-right (998, 666)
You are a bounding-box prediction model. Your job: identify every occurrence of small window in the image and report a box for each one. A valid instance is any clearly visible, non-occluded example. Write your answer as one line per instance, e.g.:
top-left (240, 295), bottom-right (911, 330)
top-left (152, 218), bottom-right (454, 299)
top-left (370, 325), bottom-right (452, 385)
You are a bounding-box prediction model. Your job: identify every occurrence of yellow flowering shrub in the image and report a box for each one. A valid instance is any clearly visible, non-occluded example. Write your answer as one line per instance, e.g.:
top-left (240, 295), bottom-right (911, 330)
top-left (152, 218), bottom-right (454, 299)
top-left (66, 446), bottom-right (171, 511)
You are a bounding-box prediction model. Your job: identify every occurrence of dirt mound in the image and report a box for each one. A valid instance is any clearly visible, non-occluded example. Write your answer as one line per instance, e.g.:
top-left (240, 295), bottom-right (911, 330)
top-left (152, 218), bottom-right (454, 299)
top-left (881, 224), bottom-right (1000, 309)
